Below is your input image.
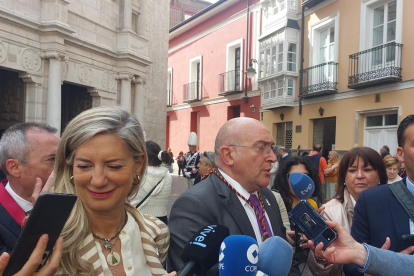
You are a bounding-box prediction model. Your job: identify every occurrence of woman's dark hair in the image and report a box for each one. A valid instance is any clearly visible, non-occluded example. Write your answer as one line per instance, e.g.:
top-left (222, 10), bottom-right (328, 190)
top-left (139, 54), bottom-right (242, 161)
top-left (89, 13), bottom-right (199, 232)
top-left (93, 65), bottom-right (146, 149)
top-left (271, 156), bottom-right (322, 212)
top-left (146, 140), bottom-right (172, 166)
top-left (334, 147), bottom-right (387, 203)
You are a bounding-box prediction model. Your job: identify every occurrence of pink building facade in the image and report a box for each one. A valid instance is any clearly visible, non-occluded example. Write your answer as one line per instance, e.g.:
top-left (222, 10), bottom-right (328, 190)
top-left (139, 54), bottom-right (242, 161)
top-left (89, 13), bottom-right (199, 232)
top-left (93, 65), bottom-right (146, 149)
top-left (167, 0), bottom-right (261, 154)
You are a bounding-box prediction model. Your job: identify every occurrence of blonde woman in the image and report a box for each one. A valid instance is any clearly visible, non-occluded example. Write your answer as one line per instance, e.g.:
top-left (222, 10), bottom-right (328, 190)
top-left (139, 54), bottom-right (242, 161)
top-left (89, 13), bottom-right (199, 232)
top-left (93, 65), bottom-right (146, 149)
top-left (324, 151), bottom-right (340, 200)
top-left (53, 106), bottom-right (174, 276)
top-left (383, 155), bottom-right (402, 183)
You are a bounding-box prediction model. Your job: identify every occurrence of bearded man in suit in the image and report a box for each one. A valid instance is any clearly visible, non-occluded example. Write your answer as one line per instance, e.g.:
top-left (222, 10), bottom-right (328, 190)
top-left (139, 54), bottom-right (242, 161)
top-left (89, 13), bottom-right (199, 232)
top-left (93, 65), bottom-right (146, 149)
top-left (167, 117), bottom-right (300, 275)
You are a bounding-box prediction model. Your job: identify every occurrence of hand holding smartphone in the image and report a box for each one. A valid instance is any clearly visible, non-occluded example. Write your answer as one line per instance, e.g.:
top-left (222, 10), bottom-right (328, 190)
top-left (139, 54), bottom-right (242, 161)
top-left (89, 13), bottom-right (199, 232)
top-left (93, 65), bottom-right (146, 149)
top-left (3, 193), bottom-right (76, 276)
top-left (289, 200), bottom-right (337, 250)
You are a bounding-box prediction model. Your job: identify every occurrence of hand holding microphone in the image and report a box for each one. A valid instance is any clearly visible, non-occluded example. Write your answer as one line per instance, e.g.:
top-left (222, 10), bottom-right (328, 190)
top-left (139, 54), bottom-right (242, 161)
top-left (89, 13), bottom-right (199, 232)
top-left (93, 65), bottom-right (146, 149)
top-left (219, 235), bottom-right (259, 276)
top-left (177, 224), bottom-right (229, 276)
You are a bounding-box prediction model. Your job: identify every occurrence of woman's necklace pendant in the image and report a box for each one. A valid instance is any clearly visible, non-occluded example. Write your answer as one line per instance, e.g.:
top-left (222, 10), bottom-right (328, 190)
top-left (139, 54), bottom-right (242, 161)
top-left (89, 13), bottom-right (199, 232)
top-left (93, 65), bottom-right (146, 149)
top-left (107, 251), bottom-right (121, 266)
top-left (104, 239), bottom-right (114, 250)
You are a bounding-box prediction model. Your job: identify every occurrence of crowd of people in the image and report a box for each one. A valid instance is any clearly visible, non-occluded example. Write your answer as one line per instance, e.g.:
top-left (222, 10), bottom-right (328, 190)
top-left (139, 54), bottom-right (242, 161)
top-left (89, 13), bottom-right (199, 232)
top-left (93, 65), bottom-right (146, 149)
top-left (0, 106), bottom-right (414, 276)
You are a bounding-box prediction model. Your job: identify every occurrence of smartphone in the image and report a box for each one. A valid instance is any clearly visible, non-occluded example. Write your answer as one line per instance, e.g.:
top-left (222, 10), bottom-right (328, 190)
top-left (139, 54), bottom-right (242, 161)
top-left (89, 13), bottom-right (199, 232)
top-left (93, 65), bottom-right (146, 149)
top-left (396, 234), bottom-right (414, 253)
top-left (288, 200), bottom-right (337, 250)
top-left (4, 193), bottom-right (77, 276)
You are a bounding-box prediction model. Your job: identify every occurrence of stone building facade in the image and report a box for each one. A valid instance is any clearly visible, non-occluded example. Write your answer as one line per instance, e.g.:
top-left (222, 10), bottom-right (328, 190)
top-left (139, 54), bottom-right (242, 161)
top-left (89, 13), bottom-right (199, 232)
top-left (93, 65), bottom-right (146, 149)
top-left (0, 0), bottom-right (169, 145)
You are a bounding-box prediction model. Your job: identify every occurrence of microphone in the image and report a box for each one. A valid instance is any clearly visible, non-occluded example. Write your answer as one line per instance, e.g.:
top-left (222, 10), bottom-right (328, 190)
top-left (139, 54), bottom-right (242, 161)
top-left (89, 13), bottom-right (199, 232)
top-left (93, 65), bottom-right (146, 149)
top-left (289, 172), bottom-right (315, 200)
top-left (257, 236), bottom-right (294, 276)
top-left (307, 198), bottom-right (318, 210)
top-left (219, 235), bottom-right (259, 276)
top-left (177, 224), bottom-right (229, 276)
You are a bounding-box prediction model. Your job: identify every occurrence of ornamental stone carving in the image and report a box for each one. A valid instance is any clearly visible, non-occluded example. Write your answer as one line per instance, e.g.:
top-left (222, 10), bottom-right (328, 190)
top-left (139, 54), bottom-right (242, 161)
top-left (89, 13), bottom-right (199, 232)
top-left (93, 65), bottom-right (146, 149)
top-left (102, 71), bottom-right (115, 89)
top-left (78, 64), bottom-right (93, 84)
top-left (21, 48), bottom-right (41, 72)
top-left (0, 41), bottom-right (6, 64)
top-left (61, 58), bottom-right (69, 81)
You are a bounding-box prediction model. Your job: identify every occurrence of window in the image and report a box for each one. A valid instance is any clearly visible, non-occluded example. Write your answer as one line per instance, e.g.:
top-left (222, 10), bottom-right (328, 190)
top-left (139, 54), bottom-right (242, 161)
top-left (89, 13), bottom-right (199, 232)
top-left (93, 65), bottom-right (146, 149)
top-left (263, 0), bottom-right (287, 18)
top-left (132, 12), bottom-right (139, 33)
top-left (276, 122), bottom-right (293, 149)
top-left (287, 43), bottom-right (297, 72)
top-left (263, 78), bottom-right (292, 99)
top-left (259, 43), bottom-right (283, 78)
top-left (287, 79), bottom-right (294, 96)
top-left (309, 14), bottom-right (339, 67)
top-left (372, 1), bottom-right (396, 65)
top-left (366, 114), bottom-right (398, 127)
top-left (360, 0), bottom-right (402, 52)
top-left (188, 56), bottom-right (202, 100)
top-left (289, 0), bottom-right (296, 10)
top-left (225, 39), bottom-right (243, 91)
top-left (167, 68), bottom-right (172, 106)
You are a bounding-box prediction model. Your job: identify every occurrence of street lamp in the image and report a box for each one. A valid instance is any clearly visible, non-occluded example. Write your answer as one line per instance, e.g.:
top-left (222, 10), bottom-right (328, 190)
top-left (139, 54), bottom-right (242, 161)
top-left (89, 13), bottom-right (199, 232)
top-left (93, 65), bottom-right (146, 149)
top-left (246, 59), bottom-right (258, 79)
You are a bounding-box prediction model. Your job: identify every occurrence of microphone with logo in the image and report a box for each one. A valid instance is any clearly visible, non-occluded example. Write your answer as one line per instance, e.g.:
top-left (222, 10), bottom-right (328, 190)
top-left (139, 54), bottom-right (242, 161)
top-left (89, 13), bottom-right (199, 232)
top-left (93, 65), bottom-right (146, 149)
top-left (218, 235), bottom-right (259, 276)
top-left (177, 224), bottom-right (229, 276)
top-left (256, 236), bottom-right (294, 276)
top-left (289, 172), bottom-right (318, 209)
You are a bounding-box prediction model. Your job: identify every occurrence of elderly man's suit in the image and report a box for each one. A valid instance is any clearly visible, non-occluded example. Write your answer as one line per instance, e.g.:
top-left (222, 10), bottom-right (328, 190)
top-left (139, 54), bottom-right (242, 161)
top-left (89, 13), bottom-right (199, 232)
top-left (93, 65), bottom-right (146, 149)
top-left (167, 173), bottom-right (300, 276)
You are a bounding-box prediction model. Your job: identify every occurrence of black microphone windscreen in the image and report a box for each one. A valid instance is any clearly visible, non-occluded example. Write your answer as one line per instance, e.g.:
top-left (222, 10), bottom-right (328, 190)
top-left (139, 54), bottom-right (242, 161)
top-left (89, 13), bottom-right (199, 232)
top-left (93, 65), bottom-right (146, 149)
top-left (181, 224), bottom-right (230, 275)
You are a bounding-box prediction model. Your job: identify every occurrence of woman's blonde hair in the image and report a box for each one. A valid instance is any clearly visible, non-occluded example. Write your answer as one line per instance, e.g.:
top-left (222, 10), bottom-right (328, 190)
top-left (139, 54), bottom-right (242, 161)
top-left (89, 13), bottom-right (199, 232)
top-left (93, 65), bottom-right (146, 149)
top-left (328, 150), bottom-right (339, 163)
top-left (53, 106), bottom-right (147, 275)
top-left (383, 155), bottom-right (400, 169)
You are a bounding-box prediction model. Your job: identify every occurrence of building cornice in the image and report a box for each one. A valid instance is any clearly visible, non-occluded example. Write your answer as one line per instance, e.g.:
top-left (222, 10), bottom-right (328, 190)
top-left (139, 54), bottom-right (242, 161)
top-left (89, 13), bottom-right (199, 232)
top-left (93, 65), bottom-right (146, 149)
top-left (169, 1), bottom-right (262, 53)
top-left (167, 90), bottom-right (261, 111)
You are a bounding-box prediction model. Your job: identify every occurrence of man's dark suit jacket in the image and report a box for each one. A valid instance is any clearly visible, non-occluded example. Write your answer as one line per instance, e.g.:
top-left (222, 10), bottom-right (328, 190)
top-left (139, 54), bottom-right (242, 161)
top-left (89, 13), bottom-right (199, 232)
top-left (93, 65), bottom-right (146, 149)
top-left (0, 202), bottom-right (22, 254)
top-left (167, 173), bottom-right (300, 276)
top-left (344, 179), bottom-right (410, 276)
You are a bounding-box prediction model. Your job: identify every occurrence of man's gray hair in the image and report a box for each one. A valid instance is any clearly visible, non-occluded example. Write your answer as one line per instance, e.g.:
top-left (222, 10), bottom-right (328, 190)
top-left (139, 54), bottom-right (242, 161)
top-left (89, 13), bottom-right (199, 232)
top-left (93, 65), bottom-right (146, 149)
top-left (203, 151), bottom-right (216, 168)
top-left (0, 123), bottom-right (57, 176)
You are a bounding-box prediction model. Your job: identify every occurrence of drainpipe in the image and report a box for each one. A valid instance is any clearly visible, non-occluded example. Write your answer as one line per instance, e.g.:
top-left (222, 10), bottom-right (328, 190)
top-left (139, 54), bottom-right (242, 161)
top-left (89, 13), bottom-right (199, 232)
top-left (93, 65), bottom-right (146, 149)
top-left (299, 7), bottom-right (305, 115)
top-left (243, 0), bottom-right (250, 104)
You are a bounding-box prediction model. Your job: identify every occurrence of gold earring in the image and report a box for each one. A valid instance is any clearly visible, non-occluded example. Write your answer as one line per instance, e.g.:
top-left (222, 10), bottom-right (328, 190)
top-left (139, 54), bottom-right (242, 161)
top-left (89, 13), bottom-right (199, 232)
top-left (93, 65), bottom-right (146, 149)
top-left (70, 176), bottom-right (74, 185)
top-left (133, 175), bottom-right (140, 185)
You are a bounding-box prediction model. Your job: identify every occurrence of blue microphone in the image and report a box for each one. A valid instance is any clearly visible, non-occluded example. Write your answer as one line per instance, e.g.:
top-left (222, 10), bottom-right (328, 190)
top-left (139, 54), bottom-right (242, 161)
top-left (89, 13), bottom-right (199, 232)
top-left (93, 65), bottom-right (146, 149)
top-left (219, 235), bottom-right (259, 276)
top-left (289, 172), bottom-right (315, 200)
top-left (257, 236), bottom-right (293, 276)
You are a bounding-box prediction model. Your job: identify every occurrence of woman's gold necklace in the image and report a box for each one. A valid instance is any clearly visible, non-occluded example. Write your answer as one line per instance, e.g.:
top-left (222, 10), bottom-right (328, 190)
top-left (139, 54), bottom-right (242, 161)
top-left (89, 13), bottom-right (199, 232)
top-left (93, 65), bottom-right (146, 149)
top-left (92, 211), bottom-right (128, 267)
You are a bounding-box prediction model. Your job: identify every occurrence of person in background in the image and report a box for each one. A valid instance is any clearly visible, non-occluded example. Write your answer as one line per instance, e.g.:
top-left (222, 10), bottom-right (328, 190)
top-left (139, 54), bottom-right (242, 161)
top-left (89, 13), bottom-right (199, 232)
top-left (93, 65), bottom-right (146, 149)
top-left (0, 123), bottom-right (59, 255)
top-left (324, 151), bottom-right (340, 199)
top-left (345, 115), bottom-right (414, 275)
top-left (272, 156), bottom-right (322, 276)
top-left (309, 147), bottom-right (387, 276)
top-left (168, 117), bottom-right (300, 276)
top-left (194, 151), bottom-right (215, 185)
top-left (380, 145), bottom-right (390, 155)
top-left (268, 148), bottom-right (278, 189)
top-left (306, 144), bottom-right (337, 201)
top-left (399, 161), bottom-right (407, 179)
top-left (183, 132), bottom-right (200, 189)
top-left (277, 146), bottom-right (289, 167)
top-left (383, 155), bottom-right (402, 184)
top-left (167, 148), bottom-right (174, 173)
top-left (52, 106), bottom-right (172, 276)
top-left (301, 152), bottom-right (309, 157)
top-left (131, 141), bottom-right (172, 225)
top-left (176, 151), bottom-right (185, 176)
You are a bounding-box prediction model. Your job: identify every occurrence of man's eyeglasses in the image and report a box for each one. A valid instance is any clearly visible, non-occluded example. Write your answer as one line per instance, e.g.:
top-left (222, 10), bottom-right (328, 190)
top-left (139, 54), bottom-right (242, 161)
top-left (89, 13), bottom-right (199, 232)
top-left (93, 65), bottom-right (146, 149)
top-left (228, 144), bottom-right (275, 156)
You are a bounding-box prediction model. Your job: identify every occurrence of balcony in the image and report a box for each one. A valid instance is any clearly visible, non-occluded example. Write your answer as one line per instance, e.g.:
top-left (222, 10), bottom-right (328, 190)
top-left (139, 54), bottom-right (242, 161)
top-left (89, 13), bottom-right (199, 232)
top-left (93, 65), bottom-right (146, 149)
top-left (183, 81), bottom-right (205, 103)
top-left (348, 42), bottom-right (402, 89)
top-left (262, 95), bottom-right (295, 110)
top-left (218, 70), bottom-right (243, 96)
top-left (300, 62), bottom-right (338, 98)
top-left (302, 0), bottom-right (326, 8)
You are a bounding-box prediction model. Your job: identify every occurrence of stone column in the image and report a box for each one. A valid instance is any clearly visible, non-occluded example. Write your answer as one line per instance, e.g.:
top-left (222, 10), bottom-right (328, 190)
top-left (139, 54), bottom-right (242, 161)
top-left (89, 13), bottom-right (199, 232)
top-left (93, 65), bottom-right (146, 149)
top-left (41, 52), bottom-right (63, 135)
top-left (18, 73), bottom-right (44, 123)
top-left (88, 88), bottom-right (117, 107)
top-left (123, 0), bottom-right (132, 30)
top-left (116, 74), bottom-right (133, 111)
top-left (133, 76), bottom-right (146, 123)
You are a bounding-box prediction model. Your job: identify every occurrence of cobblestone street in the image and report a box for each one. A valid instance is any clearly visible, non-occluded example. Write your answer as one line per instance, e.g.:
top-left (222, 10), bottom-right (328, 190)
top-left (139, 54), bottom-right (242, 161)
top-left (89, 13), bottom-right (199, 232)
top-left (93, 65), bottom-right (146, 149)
top-left (167, 173), bottom-right (188, 217)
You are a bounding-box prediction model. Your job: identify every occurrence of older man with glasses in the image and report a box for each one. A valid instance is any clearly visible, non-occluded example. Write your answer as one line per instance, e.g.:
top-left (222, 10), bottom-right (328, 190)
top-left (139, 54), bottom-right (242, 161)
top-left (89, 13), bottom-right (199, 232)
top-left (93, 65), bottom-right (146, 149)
top-left (194, 151), bottom-right (216, 185)
top-left (167, 117), bottom-right (300, 276)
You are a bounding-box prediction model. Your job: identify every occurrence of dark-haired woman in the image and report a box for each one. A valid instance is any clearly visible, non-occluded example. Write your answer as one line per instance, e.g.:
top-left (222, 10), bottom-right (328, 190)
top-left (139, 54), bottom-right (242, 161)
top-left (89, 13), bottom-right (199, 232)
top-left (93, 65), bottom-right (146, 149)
top-left (131, 141), bottom-right (172, 225)
top-left (271, 156), bottom-right (323, 276)
top-left (307, 147), bottom-right (387, 276)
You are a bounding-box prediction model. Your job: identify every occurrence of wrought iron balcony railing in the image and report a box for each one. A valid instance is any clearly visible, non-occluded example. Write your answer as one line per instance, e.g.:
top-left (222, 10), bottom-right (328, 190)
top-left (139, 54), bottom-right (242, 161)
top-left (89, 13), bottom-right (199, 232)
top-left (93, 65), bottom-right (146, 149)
top-left (183, 81), bottom-right (203, 103)
top-left (218, 70), bottom-right (242, 96)
top-left (348, 42), bottom-right (402, 89)
top-left (299, 61), bottom-right (338, 98)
